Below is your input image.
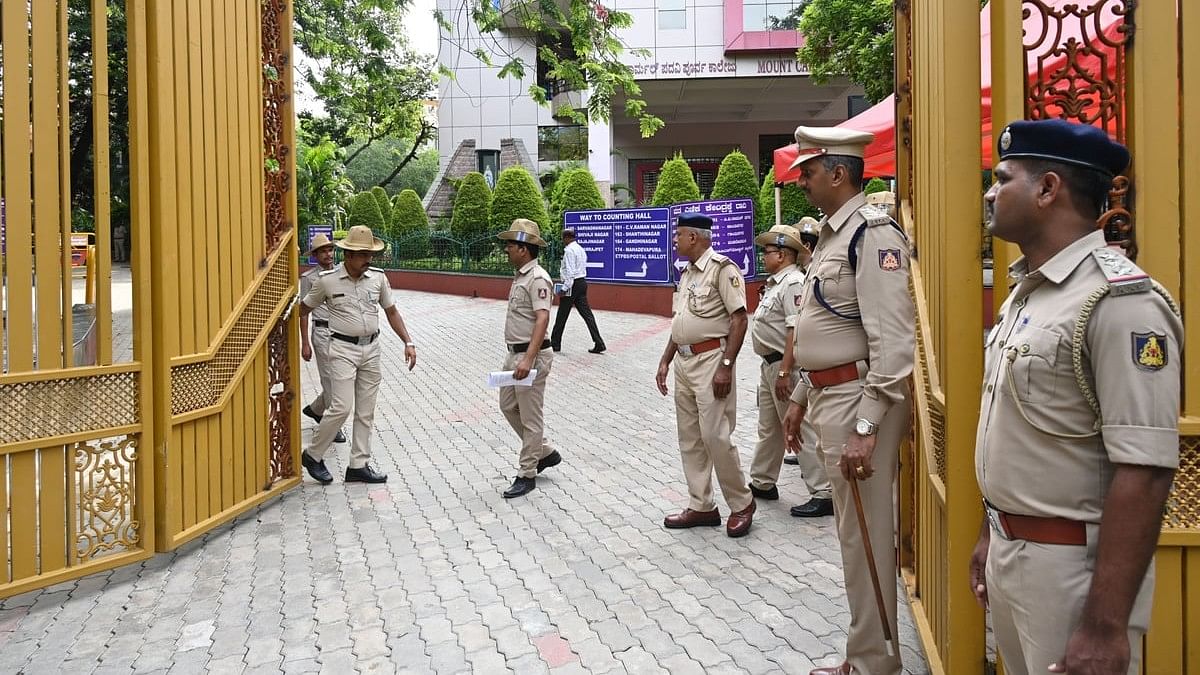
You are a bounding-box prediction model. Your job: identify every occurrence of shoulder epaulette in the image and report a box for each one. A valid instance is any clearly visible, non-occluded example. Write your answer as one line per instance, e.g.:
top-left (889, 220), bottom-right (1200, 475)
top-left (712, 253), bottom-right (736, 268)
top-left (857, 204), bottom-right (891, 227)
top-left (1090, 248), bottom-right (1150, 296)
top-left (368, 266), bottom-right (385, 272)
top-left (318, 268), bottom-right (338, 276)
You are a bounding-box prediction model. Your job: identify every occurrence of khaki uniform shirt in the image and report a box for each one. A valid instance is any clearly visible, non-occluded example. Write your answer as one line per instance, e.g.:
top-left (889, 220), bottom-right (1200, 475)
top-left (301, 263), bottom-right (395, 337)
top-left (300, 267), bottom-right (331, 323)
top-left (751, 263), bottom-right (804, 356)
top-left (505, 259), bottom-right (554, 344)
top-left (671, 247), bottom-right (747, 346)
top-left (789, 192), bottom-right (915, 424)
top-left (975, 230), bottom-right (1182, 523)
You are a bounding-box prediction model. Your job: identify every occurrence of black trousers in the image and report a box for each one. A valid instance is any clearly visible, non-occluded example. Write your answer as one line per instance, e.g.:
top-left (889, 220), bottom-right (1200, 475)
top-left (550, 278), bottom-right (604, 348)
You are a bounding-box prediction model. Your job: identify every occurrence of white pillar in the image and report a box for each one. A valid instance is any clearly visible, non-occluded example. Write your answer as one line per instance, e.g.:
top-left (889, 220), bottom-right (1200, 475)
top-left (588, 116), bottom-right (614, 206)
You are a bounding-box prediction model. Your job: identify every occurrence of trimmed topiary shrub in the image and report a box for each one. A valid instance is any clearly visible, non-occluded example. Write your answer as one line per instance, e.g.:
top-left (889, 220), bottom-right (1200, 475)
top-left (756, 168), bottom-right (819, 234)
top-left (346, 191), bottom-right (386, 232)
top-left (489, 166), bottom-right (549, 237)
top-left (865, 177), bottom-right (890, 194)
top-left (551, 167), bottom-right (605, 230)
top-left (371, 186), bottom-right (392, 225)
top-left (390, 189), bottom-right (431, 259)
top-left (709, 150), bottom-right (759, 201)
top-left (650, 154), bottom-right (702, 207)
top-left (450, 171), bottom-right (492, 246)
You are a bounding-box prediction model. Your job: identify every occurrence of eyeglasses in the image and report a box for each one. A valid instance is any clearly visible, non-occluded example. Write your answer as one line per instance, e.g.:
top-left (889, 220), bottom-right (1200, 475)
top-left (763, 248), bottom-right (783, 256)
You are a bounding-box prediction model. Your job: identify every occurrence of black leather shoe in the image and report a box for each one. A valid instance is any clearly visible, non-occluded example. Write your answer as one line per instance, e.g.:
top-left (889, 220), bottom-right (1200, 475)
top-left (790, 498), bottom-right (834, 517)
top-left (749, 483), bottom-right (779, 500)
top-left (783, 453), bottom-right (800, 465)
top-left (345, 464), bottom-right (387, 484)
top-left (536, 451), bottom-right (562, 474)
top-left (588, 344), bottom-right (607, 354)
top-left (334, 428), bottom-right (347, 443)
top-left (301, 451), bottom-right (333, 485)
top-left (503, 476), bottom-right (536, 498)
top-left (302, 405), bottom-right (322, 424)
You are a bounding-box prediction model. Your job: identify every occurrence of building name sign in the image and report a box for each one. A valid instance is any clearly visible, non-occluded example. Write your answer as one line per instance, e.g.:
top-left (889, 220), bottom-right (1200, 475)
top-left (622, 50), bottom-right (810, 80)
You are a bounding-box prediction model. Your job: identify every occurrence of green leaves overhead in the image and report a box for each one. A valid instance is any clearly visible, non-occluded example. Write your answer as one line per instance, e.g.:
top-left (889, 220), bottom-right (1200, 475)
top-left (795, 0), bottom-right (895, 103)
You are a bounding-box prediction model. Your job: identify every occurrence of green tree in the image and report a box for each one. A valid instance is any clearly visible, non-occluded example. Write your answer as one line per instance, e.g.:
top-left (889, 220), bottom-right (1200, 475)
top-left (436, 2), bottom-right (663, 137)
top-left (865, 177), bottom-right (890, 194)
top-left (296, 139), bottom-right (357, 244)
top-left (791, 0), bottom-right (894, 103)
top-left (709, 151), bottom-right (759, 201)
top-left (342, 138), bottom-right (440, 197)
top-left (346, 191), bottom-right (386, 232)
top-left (650, 155), bottom-right (702, 207)
top-left (756, 168), bottom-right (819, 234)
top-left (389, 189), bottom-right (432, 259)
top-left (450, 172), bottom-right (493, 243)
top-left (551, 167), bottom-right (605, 228)
top-left (489, 167), bottom-right (550, 237)
top-left (371, 186), bottom-right (393, 224)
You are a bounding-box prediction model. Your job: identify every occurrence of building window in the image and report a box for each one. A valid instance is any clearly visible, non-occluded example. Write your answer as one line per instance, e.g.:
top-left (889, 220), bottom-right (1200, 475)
top-left (537, 33), bottom-right (576, 98)
top-left (743, 0), bottom-right (809, 32)
top-left (659, 0), bottom-right (686, 29)
top-left (538, 126), bottom-right (588, 162)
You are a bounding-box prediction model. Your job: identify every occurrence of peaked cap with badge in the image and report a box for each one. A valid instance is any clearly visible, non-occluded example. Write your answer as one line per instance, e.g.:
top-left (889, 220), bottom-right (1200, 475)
top-left (997, 118), bottom-right (1130, 177)
top-left (336, 225), bottom-right (386, 252)
top-left (789, 126), bottom-right (876, 170)
top-left (497, 218), bottom-right (547, 247)
top-left (754, 224), bottom-right (805, 253)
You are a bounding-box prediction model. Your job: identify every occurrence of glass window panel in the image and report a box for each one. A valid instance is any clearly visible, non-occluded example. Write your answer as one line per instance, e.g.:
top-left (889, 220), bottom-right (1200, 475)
top-left (659, 9), bottom-right (686, 29)
top-left (742, 5), bottom-right (767, 32)
top-left (660, 0), bottom-right (685, 10)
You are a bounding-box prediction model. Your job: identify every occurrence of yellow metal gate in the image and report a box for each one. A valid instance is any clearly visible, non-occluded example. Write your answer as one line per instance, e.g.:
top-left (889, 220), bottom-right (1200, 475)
top-left (900, 0), bottom-right (1200, 672)
top-left (0, 0), bottom-right (300, 597)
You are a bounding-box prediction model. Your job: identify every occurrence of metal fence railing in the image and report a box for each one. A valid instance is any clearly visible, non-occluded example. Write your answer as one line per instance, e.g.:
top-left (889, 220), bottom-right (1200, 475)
top-left (327, 230), bottom-right (564, 278)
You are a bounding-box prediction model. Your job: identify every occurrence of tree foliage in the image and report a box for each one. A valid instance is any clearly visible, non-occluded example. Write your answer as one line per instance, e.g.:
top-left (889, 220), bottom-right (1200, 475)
top-left (709, 151), bottom-right (759, 201)
top-left (551, 167), bottom-right (605, 228)
top-left (437, 1), bottom-right (663, 137)
top-left (371, 186), bottom-right (393, 225)
top-left (342, 138), bottom-right (440, 197)
top-left (865, 177), bottom-right (890, 194)
top-left (297, 139), bottom-right (357, 243)
top-left (756, 168), bottom-right (819, 234)
top-left (650, 155), bottom-right (702, 207)
top-left (489, 167), bottom-right (549, 236)
top-left (390, 190), bottom-right (429, 234)
top-left (450, 172), bottom-right (493, 242)
top-left (793, 0), bottom-right (894, 103)
top-left (346, 191), bottom-right (386, 231)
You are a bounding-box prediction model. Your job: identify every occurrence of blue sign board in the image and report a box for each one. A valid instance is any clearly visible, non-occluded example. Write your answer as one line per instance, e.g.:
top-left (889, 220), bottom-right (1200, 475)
top-left (564, 207), bottom-right (673, 284)
top-left (669, 198), bottom-right (757, 279)
top-left (306, 225), bottom-right (333, 265)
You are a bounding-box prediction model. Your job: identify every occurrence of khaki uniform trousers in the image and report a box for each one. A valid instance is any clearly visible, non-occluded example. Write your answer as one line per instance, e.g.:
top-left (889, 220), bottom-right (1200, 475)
top-left (306, 325), bottom-right (334, 416)
top-left (307, 338), bottom-right (381, 469)
top-left (750, 359), bottom-right (832, 498)
top-left (810, 380), bottom-right (910, 675)
top-left (674, 350), bottom-right (752, 513)
top-left (499, 349), bottom-right (554, 478)
top-left (986, 527), bottom-right (1154, 675)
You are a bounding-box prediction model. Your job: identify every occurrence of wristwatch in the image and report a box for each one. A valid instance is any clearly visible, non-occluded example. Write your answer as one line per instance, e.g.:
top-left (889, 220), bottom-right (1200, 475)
top-left (854, 417), bottom-right (877, 436)
top-left (720, 358), bottom-right (732, 367)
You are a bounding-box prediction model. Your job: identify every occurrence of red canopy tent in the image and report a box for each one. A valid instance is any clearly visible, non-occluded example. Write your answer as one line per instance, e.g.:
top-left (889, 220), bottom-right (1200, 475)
top-left (771, 0), bottom-right (1125, 182)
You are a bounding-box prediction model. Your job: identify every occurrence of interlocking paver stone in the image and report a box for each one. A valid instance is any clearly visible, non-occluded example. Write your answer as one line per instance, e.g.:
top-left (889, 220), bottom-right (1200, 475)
top-left (0, 290), bottom-right (930, 673)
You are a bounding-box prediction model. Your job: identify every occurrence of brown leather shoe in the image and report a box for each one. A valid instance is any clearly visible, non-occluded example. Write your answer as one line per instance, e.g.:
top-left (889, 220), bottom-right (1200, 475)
top-left (726, 500), bottom-right (756, 538)
top-left (809, 662), bottom-right (851, 675)
top-left (663, 508), bottom-right (721, 529)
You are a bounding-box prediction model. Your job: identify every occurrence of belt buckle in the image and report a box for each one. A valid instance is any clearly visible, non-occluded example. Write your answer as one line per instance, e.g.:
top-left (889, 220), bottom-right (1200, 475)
top-left (677, 344), bottom-right (694, 357)
top-left (984, 502), bottom-right (1011, 540)
top-left (799, 370), bottom-right (814, 387)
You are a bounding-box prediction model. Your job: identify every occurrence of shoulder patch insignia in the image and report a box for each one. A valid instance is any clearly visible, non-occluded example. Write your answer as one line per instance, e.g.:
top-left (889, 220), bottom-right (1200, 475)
top-left (878, 249), bottom-right (902, 271)
top-left (794, 293), bottom-right (802, 307)
top-left (537, 287), bottom-right (547, 299)
top-left (729, 274), bottom-right (741, 288)
top-left (1132, 332), bottom-right (1167, 370)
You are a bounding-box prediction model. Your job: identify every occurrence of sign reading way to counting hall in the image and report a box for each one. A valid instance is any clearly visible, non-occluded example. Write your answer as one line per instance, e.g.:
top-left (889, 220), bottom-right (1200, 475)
top-left (564, 198), bottom-right (757, 284)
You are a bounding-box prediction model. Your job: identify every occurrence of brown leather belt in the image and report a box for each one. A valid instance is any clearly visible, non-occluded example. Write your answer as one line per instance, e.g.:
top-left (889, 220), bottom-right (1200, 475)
top-left (986, 502), bottom-right (1086, 546)
top-left (678, 338), bottom-right (723, 357)
top-left (800, 361), bottom-right (862, 388)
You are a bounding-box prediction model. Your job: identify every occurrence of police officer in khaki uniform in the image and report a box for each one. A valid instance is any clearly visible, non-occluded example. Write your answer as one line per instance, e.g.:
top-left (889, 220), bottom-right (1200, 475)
top-left (497, 219), bottom-right (561, 499)
top-left (781, 127), bottom-right (914, 675)
top-left (747, 224), bottom-right (833, 516)
top-left (968, 120), bottom-right (1182, 675)
top-left (656, 212), bottom-right (756, 538)
top-left (299, 225), bottom-right (418, 485)
top-left (299, 233), bottom-right (346, 444)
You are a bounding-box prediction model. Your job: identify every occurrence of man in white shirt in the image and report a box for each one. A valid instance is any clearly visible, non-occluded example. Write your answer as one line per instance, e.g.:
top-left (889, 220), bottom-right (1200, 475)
top-left (550, 229), bottom-right (606, 354)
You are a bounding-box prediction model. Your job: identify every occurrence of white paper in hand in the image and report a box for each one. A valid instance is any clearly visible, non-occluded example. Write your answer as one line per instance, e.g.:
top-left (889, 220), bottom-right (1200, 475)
top-left (486, 370), bottom-right (538, 388)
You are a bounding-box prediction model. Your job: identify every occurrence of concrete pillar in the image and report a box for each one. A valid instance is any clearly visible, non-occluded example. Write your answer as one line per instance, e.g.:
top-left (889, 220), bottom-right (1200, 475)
top-left (588, 116), bottom-right (613, 206)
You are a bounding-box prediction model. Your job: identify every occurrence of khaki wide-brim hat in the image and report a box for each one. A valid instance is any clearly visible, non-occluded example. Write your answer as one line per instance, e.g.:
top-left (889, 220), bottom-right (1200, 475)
top-left (796, 216), bottom-right (820, 238)
top-left (335, 225), bottom-right (385, 252)
top-left (304, 232), bottom-right (335, 256)
top-left (496, 218), bottom-right (547, 247)
top-left (866, 191), bottom-right (896, 207)
top-left (754, 224), bottom-right (805, 253)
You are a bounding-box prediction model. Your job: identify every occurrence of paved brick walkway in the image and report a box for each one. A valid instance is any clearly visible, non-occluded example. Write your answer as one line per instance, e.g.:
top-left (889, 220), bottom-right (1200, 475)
top-left (0, 288), bottom-right (930, 674)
